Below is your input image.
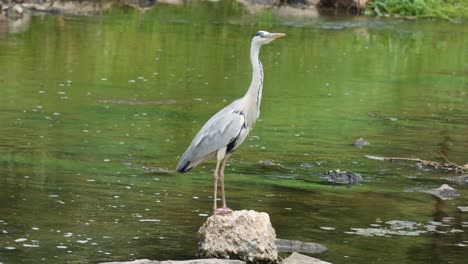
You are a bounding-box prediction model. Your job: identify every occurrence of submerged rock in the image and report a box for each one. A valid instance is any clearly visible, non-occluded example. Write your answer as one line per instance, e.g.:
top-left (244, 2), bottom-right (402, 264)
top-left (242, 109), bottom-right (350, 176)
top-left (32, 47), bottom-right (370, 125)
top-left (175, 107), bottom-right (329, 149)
top-left (276, 239), bottom-right (327, 254)
top-left (353, 137), bottom-right (369, 148)
top-left (345, 218), bottom-right (466, 238)
top-left (346, 220), bottom-right (427, 237)
top-left (320, 169), bottom-right (362, 184)
top-left (282, 252), bottom-right (331, 264)
top-left (421, 184), bottom-right (459, 200)
top-left (198, 210), bottom-right (278, 263)
top-left (444, 175), bottom-right (468, 185)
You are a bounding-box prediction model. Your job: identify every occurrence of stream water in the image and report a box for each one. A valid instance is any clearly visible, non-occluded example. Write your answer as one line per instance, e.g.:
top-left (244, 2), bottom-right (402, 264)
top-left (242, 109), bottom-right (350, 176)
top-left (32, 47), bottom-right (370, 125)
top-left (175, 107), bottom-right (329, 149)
top-left (1, 2), bottom-right (467, 263)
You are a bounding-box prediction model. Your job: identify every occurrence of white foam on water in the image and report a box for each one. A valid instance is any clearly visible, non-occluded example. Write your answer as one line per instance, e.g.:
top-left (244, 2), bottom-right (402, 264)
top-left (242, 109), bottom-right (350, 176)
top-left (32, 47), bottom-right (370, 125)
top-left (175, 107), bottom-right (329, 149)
top-left (139, 219), bottom-right (160, 222)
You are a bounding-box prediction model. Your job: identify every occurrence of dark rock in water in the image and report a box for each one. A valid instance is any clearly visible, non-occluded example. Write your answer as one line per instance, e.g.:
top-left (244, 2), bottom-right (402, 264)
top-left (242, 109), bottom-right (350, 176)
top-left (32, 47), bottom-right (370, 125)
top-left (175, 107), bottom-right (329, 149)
top-left (422, 184), bottom-right (459, 200)
top-left (198, 210), bottom-right (278, 263)
top-left (353, 137), bottom-right (369, 148)
top-left (444, 175), bottom-right (468, 185)
top-left (276, 239), bottom-right (327, 254)
top-left (282, 252), bottom-right (331, 264)
top-left (321, 169), bottom-right (362, 184)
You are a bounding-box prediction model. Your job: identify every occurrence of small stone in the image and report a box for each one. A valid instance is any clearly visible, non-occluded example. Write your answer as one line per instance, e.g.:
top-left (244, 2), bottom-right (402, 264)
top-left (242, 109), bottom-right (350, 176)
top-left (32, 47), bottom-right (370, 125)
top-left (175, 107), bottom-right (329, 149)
top-left (353, 138), bottom-right (369, 148)
top-left (320, 169), bottom-right (362, 184)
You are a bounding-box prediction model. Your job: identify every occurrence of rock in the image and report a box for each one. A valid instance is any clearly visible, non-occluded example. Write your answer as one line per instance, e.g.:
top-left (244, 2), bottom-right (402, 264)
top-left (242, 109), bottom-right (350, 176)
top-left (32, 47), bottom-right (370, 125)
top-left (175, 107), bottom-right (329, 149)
top-left (281, 252), bottom-right (331, 264)
top-left (353, 137), bottom-right (369, 148)
top-left (444, 175), bottom-right (468, 185)
top-left (236, 0), bottom-right (319, 17)
top-left (122, 0), bottom-right (157, 9)
top-left (100, 259), bottom-right (246, 264)
top-left (21, 1), bottom-right (113, 15)
top-left (276, 239), bottom-right (327, 254)
top-left (320, 169), bottom-right (362, 184)
top-left (5, 4), bottom-right (24, 19)
top-left (421, 184), bottom-right (459, 200)
top-left (198, 210), bottom-right (278, 263)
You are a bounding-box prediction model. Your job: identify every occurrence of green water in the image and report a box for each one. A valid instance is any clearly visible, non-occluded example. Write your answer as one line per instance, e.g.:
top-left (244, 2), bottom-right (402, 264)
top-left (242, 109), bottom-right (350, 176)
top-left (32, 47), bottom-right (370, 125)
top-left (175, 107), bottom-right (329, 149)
top-left (1, 2), bottom-right (468, 263)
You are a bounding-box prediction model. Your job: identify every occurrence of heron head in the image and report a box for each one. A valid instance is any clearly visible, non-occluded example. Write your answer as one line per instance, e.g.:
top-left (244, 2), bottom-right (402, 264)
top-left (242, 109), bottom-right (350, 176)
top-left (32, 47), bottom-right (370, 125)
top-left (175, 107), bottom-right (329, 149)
top-left (252, 30), bottom-right (286, 46)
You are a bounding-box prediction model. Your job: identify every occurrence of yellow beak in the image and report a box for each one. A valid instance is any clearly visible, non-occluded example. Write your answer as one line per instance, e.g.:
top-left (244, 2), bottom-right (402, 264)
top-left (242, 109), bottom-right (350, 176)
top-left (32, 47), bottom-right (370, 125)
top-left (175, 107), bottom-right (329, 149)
top-left (272, 33), bottom-right (286, 39)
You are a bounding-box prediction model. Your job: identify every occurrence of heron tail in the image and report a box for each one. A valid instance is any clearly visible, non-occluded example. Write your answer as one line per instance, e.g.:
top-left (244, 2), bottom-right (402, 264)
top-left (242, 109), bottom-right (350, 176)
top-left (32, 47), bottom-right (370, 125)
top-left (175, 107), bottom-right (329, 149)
top-left (176, 160), bottom-right (192, 173)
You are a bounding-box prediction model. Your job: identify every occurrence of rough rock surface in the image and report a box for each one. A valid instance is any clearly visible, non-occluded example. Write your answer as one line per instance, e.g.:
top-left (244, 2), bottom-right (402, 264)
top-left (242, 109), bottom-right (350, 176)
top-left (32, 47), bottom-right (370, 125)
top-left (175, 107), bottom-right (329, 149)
top-left (353, 137), bottom-right (369, 148)
top-left (422, 184), bottom-right (459, 200)
top-left (101, 259), bottom-right (246, 264)
top-left (5, 4), bottom-right (24, 19)
top-left (198, 210), bottom-right (278, 263)
top-left (320, 169), bottom-right (362, 184)
top-left (444, 175), bottom-right (468, 185)
top-left (281, 252), bottom-right (331, 264)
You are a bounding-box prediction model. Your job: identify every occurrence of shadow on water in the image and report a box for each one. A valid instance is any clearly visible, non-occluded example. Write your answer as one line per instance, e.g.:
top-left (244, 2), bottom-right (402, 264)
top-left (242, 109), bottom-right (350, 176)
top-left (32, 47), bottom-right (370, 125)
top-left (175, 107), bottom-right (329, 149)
top-left (0, 1), bottom-right (467, 263)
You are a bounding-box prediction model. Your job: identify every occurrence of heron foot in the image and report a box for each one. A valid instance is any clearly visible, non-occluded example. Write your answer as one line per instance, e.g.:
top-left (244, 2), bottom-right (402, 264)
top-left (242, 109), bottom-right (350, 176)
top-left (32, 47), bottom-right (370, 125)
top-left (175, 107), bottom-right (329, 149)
top-left (213, 207), bottom-right (233, 215)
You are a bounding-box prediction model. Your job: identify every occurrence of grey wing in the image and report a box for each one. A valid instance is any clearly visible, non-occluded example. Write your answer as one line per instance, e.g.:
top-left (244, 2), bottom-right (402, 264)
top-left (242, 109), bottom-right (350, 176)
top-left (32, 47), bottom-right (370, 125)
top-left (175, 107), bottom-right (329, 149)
top-left (177, 103), bottom-right (245, 172)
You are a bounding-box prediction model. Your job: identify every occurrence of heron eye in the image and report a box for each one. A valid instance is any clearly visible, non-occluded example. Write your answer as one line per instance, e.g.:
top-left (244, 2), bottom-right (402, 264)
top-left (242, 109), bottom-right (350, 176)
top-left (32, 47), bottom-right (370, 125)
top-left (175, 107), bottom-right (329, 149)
top-left (254, 32), bottom-right (263, 37)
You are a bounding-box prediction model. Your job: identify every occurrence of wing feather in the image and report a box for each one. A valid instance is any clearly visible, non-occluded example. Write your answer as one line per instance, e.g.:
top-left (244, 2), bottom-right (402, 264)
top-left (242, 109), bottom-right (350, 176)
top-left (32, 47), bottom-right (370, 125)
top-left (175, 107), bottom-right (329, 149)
top-left (177, 99), bottom-right (245, 172)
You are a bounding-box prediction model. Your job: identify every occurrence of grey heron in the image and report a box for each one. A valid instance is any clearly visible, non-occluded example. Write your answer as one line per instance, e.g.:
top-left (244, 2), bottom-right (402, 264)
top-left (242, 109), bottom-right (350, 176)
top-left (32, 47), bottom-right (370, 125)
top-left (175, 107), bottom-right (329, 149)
top-left (176, 30), bottom-right (285, 215)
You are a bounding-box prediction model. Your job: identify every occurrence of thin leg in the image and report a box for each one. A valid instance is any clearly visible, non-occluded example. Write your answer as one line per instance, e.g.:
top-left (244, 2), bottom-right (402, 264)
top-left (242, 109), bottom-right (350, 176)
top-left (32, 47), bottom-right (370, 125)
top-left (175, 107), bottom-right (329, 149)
top-left (216, 154), bottom-right (232, 215)
top-left (213, 159), bottom-right (221, 212)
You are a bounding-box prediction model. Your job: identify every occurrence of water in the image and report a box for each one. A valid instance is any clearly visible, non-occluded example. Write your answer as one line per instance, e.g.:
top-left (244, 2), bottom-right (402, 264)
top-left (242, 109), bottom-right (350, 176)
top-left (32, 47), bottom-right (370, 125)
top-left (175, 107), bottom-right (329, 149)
top-left (1, 2), bottom-right (468, 263)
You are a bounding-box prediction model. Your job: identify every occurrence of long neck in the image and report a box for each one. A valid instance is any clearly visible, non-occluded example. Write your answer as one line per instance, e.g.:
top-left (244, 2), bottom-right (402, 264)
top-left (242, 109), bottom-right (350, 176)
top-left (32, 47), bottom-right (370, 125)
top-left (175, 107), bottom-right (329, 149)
top-left (243, 41), bottom-right (263, 126)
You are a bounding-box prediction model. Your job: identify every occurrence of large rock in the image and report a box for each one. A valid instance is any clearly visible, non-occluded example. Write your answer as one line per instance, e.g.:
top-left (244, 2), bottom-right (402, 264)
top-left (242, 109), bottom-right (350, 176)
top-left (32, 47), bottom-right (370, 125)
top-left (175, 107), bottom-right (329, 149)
top-left (281, 252), bottom-right (331, 264)
top-left (198, 210), bottom-right (278, 263)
